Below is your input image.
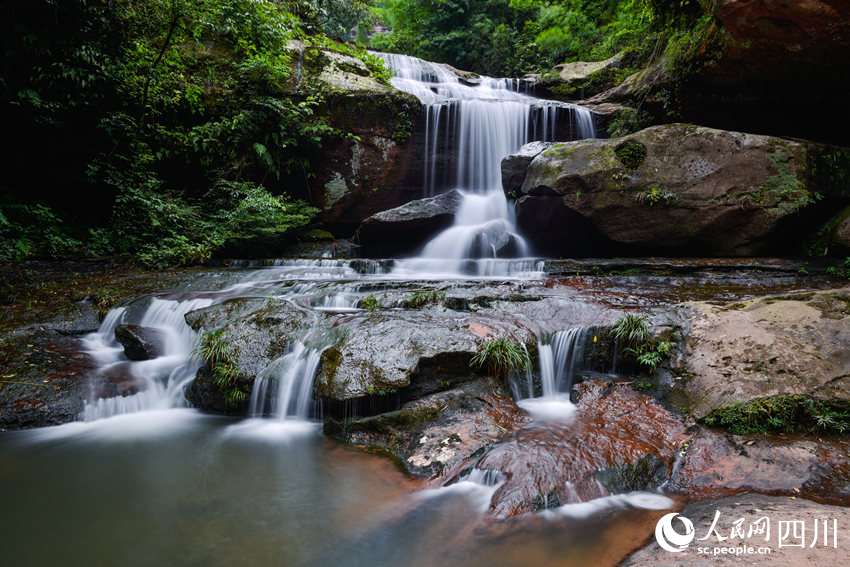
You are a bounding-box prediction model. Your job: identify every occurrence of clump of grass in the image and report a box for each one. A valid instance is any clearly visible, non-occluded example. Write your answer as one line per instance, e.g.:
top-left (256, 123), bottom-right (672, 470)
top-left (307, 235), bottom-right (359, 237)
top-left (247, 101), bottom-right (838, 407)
top-left (359, 294), bottom-right (380, 310)
top-left (470, 337), bottom-right (531, 385)
top-left (610, 314), bottom-right (650, 348)
top-left (404, 290), bottom-right (445, 309)
top-left (193, 329), bottom-right (248, 406)
top-left (704, 395), bottom-right (850, 435)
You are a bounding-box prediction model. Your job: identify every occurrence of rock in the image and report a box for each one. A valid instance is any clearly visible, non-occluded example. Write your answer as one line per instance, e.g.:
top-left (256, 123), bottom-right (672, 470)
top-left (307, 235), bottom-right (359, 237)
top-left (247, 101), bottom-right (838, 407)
top-left (830, 206), bottom-right (850, 256)
top-left (530, 52), bottom-right (634, 101)
top-left (501, 142), bottom-right (552, 197)
top-left (671, 428), bottom-right (850, 506)
top-left (0, 329), bottom-right (91, 429)
top-left (358, 190), bottom-right (464, 255)
top-left (276, 42), bottom-right (426, 235)
top-left (599, 1), bottom-right (850, 144)
top-left (114, 325), bottom-right (167, 361)
top-left (671, 288), bottom-right (850, 420)
top-left (622, 494), bottom-right (850, 566)
top-left (324, 381), bottom-right (527, 477)
top-left (470, 382), bottom-right (688, 517)
top-left (509, 123), bottom-right (837, 257)
top-left (315, 307), bottom-right (535, 401)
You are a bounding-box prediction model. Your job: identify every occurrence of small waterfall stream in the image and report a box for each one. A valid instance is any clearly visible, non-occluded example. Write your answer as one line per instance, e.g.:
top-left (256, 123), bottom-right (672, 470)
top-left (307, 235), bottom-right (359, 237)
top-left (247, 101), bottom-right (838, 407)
top-left (80, 297), bottom-right (214, 420)
top-left (376, 52), bottom-right (596, 276)
top-left (515, 327), bottom-right (592, 421)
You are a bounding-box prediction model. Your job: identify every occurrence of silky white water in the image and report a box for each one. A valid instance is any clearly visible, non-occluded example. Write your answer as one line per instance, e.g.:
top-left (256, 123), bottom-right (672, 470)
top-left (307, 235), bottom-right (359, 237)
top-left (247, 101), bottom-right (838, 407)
top-left (515, 328), bottom-right (591, 421)
top-left (376, 52), bottom-right (595, 276)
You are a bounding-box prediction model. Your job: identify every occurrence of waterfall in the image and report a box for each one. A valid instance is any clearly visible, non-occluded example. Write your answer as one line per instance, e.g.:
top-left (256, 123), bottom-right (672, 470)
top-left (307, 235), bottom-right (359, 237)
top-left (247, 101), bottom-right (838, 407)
top-left (375, 52), bottom-right (595, 276)
top-left (515, 327), bottom-right (591, 421)
top-left (248, 342), bottom-right (325, 420)
top-left (79, 297), bottom-right (214, 421)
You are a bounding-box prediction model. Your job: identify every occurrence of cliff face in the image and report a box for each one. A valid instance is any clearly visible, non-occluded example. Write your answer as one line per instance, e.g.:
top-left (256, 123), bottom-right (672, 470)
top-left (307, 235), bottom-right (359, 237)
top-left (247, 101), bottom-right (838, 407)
top-left (593, 0), bottom-right (850, 144)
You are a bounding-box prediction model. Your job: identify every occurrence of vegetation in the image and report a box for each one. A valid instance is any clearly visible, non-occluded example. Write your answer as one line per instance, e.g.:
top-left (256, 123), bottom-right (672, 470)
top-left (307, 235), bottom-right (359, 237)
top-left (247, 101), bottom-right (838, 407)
top-left (470, 337), bottom-right (531, 386)
top-left (193, 329), bottom-right (248, 406)
top-left (368, 0), bottom-right (708, 77)
top-left (359, 294), bottom-right (380, 310)
top-left (704, 395), bottom-right (850, 436)
top-left (0, 0), bottom-right (392, 266)
top-left (610, 314), bottom-right (650, 348)
top-left (403, 290), bottom-right (445, 309)
top-left (615, 139), bottom-right (647, 169)
top-left (610, 314), bottom-right (673, 373)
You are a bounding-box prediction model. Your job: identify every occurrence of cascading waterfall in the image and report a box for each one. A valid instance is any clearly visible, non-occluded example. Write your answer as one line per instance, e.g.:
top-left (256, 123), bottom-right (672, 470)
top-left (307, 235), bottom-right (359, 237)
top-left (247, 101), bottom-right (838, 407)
top-left (515, 327), bottom-right (591, 420)
top-left (375, 52), bottom-right (596, 276)
top-left (248, 341), bottom-right (325, 420)
top-left (80, 297), bottom-right (214, 420)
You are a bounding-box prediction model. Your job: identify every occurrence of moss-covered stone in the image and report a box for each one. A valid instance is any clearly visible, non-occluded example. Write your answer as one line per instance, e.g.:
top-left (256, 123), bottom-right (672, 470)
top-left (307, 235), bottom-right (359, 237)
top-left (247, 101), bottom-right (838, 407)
top-left (614, 139), bottom-right (647, 169)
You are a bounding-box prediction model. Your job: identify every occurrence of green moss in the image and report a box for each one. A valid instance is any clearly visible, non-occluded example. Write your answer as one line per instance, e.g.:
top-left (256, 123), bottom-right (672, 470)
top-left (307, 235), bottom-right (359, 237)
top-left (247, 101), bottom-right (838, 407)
top-left (615, 139), bottom-right (647, 169)
top-left (704, 395), bottom-right (850, 435)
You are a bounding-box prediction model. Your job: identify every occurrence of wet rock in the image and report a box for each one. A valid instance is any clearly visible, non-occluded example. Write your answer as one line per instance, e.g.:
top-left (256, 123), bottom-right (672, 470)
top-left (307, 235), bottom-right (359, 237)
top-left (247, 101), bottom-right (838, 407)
top-left (672, 287), bottom-right (850, 419)
top-left (275, 42), bottom-right (425, 235)
top-left (671, 428), bottom-right (850, 506)
top-left (357, 190), bottom-right (464, 255)
top-left (509, 124), bottom-right (835, 257)
top-left (315, 307), bottom-right (536, 401)
top-left (0, 329), bottom-right (91, 429)
top-left (114, 325), bottom-right (167, 361)
top-left (622, 494), bottom-right (850, 566)
top-left (324, 381), bottom-right (527, 477)
top-left (597, 454), bottom-right (669, 495)
top-left (39, 300), bottom-right (101, 335)
top-left (184, 298), bottom-right (319, 379)
top-left (184, 366), bottom-right (250, 416)
top-left (501, 142), bottom-right (552, 196)
top-left (469, 382), bottom-right (688, 518)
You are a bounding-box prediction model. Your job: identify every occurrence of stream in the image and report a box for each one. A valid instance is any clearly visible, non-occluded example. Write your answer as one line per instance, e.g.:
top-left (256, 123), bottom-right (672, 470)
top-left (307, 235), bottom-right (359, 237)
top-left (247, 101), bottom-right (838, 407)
top-left (0, 53), bottom-right (843, 566)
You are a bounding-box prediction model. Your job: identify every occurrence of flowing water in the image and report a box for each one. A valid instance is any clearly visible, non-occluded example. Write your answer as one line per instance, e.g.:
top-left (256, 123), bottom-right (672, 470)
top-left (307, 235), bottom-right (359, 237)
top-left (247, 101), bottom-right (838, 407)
top-left (376, 52), bottom-right (595, 277)
top-left (0, 54), bottom-right (684, 566)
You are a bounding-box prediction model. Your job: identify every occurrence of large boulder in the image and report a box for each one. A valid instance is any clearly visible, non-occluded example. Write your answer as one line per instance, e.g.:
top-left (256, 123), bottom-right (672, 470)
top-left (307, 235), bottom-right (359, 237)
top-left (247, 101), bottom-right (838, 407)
top-left (315, 307), bottom-right (535, 401)
top-left (357, 190), bottom-right (464, 255)
top-left (279, 43), bottom-right (426, 235)
top-left (670, 288), bottom-right (850, 420)
top-left (508, 124), bottom-right (843, 257)
top-left (501, 142), bottom-right (552, 196)
top-left (830, 206), bottom-right (850, 256)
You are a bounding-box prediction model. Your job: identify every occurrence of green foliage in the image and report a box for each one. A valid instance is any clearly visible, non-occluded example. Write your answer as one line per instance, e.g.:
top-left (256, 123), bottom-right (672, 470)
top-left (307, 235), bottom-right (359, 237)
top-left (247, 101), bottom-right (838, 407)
top-left (0, 201), bottom-right (84, 262)
top-left (404, 290), bottom-right (445, 309)
top-left (635, 185), bottom-right (676, 206)
top-left (825, 258), bottom-right (850, 280)
top-left (193, 328), bottom-right (249, 407)
top-left (359, 294), bottom-right (380, 310)
top-left (2, 0), bottom-right (380, 266)
top-left (607, 107), bottom-right (652, 137)
top-left (615, 139), bottom-right (647, 169)
top-left (704, 395), bottom-right (850, 436)
top-left (470, 337), bottom-right (531, 385)
top-left (610, 314), bottom-right (650, 348)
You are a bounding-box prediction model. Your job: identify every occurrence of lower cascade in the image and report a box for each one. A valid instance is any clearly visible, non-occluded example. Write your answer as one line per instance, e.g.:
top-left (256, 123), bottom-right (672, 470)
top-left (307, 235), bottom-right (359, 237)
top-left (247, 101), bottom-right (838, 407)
top-left (515, 327), bottom-right (592, 421)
